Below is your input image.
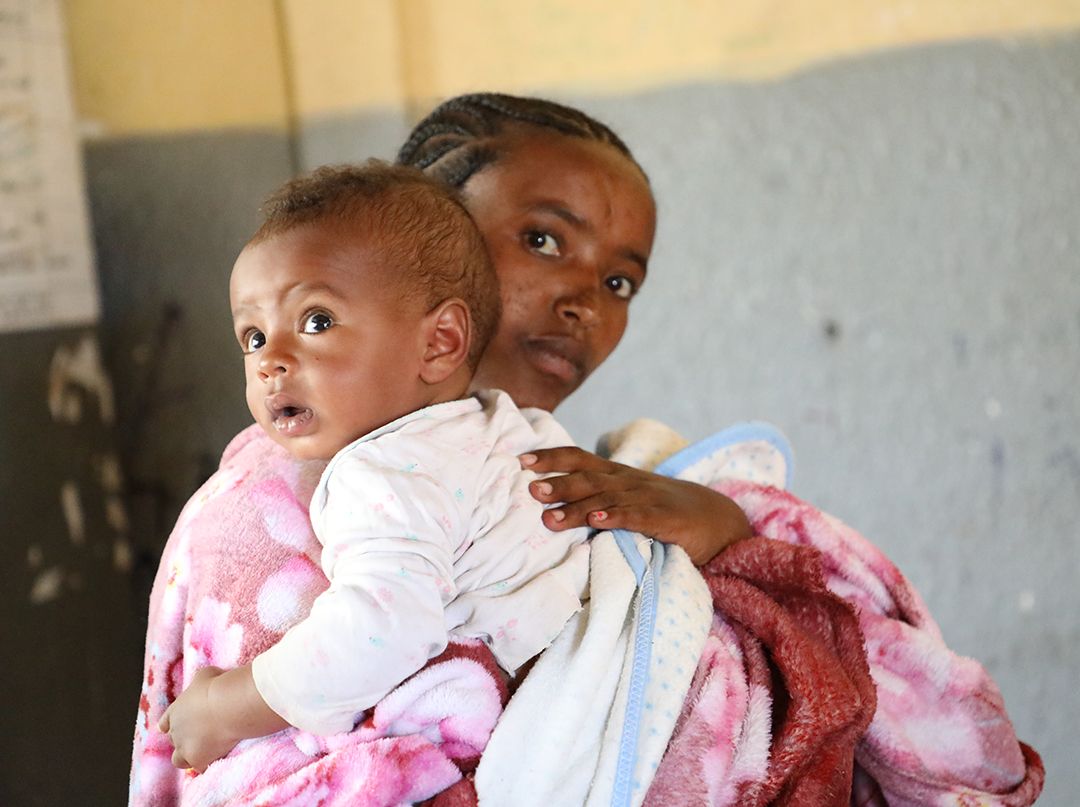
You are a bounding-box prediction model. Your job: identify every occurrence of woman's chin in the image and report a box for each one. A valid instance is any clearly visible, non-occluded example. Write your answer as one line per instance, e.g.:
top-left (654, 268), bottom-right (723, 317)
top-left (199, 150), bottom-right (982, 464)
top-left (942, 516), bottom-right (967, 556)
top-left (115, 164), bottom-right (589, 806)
top-left (509, 375), bottom-right (577, 412)
top-left (471, 352), bottom-right (584, 412)
top-left (469, 377), bottom-right (559, 412)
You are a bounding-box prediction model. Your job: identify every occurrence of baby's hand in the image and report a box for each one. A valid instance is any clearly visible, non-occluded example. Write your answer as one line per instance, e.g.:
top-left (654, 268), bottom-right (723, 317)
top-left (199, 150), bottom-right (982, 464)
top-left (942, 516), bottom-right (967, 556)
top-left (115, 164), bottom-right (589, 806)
top-left (521, 446), bottom-right (752, 565)
top-left (159, 666), bottom-right (239, 772)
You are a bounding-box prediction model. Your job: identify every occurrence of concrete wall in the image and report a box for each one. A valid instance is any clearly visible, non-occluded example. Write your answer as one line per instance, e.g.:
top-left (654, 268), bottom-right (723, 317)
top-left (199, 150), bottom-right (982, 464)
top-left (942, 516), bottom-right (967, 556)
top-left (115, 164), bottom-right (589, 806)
top-left (4, 2), bottom-right (1075, 803)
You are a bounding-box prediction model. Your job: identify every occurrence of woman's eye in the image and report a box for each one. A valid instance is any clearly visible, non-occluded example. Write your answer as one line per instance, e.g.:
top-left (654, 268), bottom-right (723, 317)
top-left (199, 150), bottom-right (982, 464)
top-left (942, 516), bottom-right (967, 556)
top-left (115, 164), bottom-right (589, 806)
top-left (243, 330), bottom-right (265, 353)
top-left (524, 231), bottom-right (561, 257)
top-left (605, 276), bottom-right (636, 300)
top-left (302, 312), bottom-right (333, 333)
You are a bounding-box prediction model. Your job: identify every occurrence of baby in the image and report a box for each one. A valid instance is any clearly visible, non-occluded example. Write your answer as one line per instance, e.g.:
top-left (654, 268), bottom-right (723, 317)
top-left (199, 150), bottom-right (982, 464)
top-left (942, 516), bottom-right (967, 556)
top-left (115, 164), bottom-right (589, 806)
top-left (159, 161), bottom-right (589, 772)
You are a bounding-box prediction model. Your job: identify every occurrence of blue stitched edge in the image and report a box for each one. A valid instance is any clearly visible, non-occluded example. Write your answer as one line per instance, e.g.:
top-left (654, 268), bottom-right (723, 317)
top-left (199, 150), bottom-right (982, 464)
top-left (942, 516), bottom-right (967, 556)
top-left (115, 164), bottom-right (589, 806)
top-left (613, 529), bottom-right (647, 584)
top-left (611, 531), bottom-right (664, 806)
top-left (607, 422), bottom-right (793, 804)
top-left (652, 420), bottom-right (795, 488)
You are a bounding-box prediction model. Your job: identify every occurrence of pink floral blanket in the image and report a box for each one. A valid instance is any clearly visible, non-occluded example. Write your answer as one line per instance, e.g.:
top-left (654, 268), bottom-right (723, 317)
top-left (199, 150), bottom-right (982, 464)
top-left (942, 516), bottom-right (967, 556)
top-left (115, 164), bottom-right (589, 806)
top-left (648, 481), bottom-right (1044, 806)
top-left (131, 424), bottom-right (1043, 806)
top-left (130, 426), bottom-right (506, 806)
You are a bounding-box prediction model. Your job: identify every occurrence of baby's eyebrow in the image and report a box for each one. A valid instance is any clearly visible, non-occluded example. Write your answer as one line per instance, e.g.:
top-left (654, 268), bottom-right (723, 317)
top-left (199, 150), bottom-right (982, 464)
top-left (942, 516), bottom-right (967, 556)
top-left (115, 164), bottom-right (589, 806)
top-left (230, 302), bottom-right (258, 319)
top-left (288, 281), bottom-right (346, 299)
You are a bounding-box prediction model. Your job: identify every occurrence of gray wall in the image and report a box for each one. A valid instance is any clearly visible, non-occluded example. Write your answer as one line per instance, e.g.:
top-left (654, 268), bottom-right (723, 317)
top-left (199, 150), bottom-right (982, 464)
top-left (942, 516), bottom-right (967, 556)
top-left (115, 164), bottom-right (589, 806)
top-left (6, 31), bottom-right (1072, 804)
top-left (570, 36), bottom-right (1079, 801)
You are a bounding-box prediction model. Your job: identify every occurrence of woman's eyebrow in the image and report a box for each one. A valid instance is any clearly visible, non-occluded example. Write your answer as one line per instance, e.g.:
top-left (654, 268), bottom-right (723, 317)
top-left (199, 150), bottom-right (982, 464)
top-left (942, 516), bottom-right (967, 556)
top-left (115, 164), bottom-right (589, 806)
top-left (531, 202), bottom-right (648, 273)
top-left (622, 249), bottom-right (649, 275)
top-left (530, 202), bottom-right (587, 229)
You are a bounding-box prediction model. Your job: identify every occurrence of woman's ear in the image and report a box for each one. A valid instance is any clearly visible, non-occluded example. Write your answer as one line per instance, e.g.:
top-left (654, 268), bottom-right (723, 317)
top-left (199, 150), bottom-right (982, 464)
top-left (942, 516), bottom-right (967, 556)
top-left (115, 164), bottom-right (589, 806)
top-left (419, 298), bottom-right (471, 385)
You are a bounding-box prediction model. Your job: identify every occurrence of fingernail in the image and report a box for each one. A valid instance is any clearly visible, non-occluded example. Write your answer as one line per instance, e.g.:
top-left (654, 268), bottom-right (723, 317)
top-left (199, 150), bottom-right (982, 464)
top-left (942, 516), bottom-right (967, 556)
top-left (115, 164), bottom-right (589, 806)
top-left (520, 453), bottom-right (537, 467)
top-left (550, 509), bottom-right (565, 522)
top-left (535, 481), bottom-right (552, 496)
top-left (591, 510), bottom-right (608, 522)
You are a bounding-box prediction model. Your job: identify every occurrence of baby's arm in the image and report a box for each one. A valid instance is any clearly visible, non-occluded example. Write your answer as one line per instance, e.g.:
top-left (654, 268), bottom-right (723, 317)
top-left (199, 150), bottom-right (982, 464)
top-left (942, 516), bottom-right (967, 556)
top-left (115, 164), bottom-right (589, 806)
top-left (250, 456), bottom-right (459, 733)
top-left (158, 664), bottom-right (287, 772)
top-left (522, 446), bottom-right (751, 565)
top-left (160, 455), bottom-right (458, 771)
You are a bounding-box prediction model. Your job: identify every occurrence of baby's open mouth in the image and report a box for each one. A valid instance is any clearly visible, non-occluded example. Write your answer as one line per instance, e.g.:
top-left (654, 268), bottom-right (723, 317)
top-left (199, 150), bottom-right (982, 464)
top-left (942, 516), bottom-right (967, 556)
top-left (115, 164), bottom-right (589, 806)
top-left (265, 394), bottom-right (314, 435)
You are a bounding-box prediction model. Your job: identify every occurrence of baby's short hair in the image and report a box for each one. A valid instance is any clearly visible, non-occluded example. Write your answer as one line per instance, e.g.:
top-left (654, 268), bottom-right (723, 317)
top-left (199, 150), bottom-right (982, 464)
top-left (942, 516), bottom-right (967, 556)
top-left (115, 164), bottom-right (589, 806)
top-left (251, 160), bottom-right (499, 369)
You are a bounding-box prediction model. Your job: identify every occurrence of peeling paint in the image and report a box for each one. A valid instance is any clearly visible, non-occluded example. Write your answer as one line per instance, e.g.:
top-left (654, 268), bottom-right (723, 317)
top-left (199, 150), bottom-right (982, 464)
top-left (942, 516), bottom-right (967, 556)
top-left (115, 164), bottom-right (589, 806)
top-left (30, 567), bottom-right (64, 604)
top-left (60, 481), bottom-right (85, 545)
top-left (47, 335), bottom-right (115, 424)
top-left (106, 496), bottom-right (129, 534)
top-left (113, 538), bottom-right (133, 573)
top-left (96, 453), bottom-right (124, 492)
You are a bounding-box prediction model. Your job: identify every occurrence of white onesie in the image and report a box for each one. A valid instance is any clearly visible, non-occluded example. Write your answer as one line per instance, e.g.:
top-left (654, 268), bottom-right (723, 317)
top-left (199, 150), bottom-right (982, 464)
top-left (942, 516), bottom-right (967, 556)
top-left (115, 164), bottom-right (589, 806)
top-left (251, 389), bottom-right (590, 735)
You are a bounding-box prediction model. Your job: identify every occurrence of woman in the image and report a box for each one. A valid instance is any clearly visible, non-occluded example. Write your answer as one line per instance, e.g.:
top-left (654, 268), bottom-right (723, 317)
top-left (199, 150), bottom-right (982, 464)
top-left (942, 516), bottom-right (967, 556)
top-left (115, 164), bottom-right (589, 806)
top-left (131, 94), bottom-right (1040, 806)
top-left (397, 94), bottom-right (754, 564)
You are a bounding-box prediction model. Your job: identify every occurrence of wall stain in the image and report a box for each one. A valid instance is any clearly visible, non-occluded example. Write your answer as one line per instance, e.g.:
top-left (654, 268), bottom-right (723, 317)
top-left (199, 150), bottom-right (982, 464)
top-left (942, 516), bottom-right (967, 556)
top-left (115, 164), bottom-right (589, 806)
top-left (1048, 445), bottom-right (1080, 485)
top-left (951, 333), bottom-right (969, 366)
top-left (60, 480), bottom-right (85, 545)
top-left (48, 335), bottom-right (115, 425)
top-left (29, 566), bottom-right (64, 605)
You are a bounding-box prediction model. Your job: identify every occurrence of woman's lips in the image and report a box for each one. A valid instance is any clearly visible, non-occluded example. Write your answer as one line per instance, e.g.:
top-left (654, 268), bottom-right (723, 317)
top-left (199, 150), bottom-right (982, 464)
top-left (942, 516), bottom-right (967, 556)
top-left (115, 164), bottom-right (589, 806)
top-left (522, 337), bottom-right (586, 385)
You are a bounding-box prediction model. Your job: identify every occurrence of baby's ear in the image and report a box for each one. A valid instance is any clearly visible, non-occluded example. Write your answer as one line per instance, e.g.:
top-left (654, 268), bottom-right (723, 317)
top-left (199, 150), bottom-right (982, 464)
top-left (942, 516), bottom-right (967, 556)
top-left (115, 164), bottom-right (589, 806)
top-left (419, 298), bottom-right (471, 384)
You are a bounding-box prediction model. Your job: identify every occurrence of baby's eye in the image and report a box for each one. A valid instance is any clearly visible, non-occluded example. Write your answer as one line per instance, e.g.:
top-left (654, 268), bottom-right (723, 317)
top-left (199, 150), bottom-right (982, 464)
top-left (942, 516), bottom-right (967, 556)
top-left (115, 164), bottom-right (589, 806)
top-left (302, 312), bottom-right (333, 333)
top-left (605, 276), bottom-right (637, 300)
top-left (524, 230), bottom-right (561, 257)
top-left (242, 329), bottom-right (265, 353)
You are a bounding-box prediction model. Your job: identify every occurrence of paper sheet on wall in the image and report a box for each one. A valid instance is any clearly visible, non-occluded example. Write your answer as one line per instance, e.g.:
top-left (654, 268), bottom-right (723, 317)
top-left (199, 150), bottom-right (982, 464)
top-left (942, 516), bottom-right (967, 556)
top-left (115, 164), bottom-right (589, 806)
top-left (0, 0), bottom-right (99, 334)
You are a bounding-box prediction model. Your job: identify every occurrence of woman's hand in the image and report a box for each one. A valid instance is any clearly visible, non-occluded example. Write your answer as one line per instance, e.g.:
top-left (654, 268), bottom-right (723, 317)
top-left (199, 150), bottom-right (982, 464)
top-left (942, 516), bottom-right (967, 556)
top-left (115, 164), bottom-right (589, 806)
top-left (521, 447), bottom-right (752, 565)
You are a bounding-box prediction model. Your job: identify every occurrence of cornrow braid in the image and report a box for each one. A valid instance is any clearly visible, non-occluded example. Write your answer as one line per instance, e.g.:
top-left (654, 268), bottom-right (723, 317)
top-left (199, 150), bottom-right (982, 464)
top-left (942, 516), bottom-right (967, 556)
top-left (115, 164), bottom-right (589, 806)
top-left (396, 92), bottom-right (643, 189)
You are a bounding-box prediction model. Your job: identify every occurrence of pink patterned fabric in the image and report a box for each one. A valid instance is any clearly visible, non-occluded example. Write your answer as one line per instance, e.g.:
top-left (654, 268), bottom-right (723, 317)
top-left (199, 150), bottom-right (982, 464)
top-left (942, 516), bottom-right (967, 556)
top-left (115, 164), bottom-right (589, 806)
top-left (646, 536), bottom-right (878, 807)
top-left (645, 481), bottom-right (1043, 807)
top-left (132, 426), bottom-right (1043, 805)
top-left (130, 426), bottom-right (507, 807)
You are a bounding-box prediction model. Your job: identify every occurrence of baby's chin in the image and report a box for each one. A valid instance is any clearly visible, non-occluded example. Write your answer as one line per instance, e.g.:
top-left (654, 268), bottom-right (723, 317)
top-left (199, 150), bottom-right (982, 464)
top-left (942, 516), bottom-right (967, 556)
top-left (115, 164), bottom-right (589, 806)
top-left (262, 427), bottom-right (338, 462)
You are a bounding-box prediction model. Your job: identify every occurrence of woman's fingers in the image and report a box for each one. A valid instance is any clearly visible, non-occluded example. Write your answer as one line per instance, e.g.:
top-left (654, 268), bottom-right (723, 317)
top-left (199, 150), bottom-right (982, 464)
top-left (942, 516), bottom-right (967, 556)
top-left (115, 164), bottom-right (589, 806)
top-left (530, 468), bottom-right (634, 506)
top-left (521, 446), bottom-right (610, 473)
top-left (542, 490), bottom-right (651, 532)
top-left (584, 503), bottom-right (662, 535)
top-left (171, 748), bottom-right (189, 769)
top-left (525, 451), bottom-right (753, 565)
top-left (158, 706), bottom-right (171, 734)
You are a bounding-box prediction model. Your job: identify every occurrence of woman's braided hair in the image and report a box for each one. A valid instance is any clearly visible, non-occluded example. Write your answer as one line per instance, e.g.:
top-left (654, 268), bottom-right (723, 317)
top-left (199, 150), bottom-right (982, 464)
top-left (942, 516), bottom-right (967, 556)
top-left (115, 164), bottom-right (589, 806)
top-left (396, 93), bottom-right (644, 188)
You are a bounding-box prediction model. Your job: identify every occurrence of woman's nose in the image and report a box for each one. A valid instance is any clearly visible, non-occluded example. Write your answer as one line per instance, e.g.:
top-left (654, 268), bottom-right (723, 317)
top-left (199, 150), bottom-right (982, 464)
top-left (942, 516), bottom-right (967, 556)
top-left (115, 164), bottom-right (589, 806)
top-left (554, 284), bottom-right (601, 328)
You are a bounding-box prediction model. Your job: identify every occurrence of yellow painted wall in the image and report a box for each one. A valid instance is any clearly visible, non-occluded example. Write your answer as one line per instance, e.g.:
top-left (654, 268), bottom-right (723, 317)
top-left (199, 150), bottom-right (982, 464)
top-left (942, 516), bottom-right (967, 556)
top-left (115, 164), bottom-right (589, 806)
top-left (66, 0), bottom-right (1080, 136)
top-left (66, 0), bottom-right (289, 135)
top-left (385, 0), bottom-right (1080, 114)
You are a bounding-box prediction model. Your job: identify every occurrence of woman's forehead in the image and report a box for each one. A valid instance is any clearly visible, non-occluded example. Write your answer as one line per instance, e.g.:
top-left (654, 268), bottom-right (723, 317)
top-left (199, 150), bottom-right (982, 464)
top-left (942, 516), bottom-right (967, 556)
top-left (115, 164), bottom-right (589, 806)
top-left (472, 130), bottom-right (655, 220)
top-left (496, 127), bottom-right (644, 179)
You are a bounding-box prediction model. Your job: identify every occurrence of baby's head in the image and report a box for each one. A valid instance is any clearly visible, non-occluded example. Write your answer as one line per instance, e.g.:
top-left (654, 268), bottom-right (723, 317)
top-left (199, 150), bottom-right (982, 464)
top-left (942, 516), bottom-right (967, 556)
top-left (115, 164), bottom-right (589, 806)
top-left (230, 161), bottom-right (499, 461)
